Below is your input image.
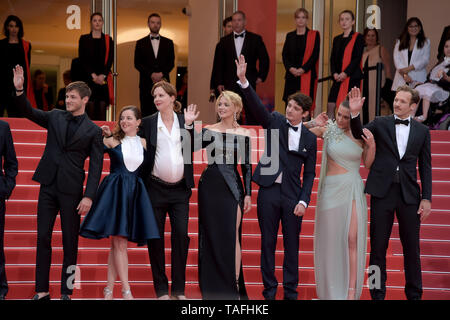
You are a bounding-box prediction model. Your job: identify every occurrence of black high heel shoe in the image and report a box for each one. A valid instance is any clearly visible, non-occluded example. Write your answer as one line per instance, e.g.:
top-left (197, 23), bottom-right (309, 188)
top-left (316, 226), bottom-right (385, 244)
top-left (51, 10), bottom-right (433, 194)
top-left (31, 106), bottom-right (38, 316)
top-left (32, 293), bottom-right (50, 301)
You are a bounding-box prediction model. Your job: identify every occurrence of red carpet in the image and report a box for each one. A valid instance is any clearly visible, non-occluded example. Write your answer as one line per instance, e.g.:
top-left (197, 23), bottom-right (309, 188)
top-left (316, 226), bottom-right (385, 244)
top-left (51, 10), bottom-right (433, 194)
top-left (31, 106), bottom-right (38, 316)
top-left (2, 117), bottom-right (450, 300)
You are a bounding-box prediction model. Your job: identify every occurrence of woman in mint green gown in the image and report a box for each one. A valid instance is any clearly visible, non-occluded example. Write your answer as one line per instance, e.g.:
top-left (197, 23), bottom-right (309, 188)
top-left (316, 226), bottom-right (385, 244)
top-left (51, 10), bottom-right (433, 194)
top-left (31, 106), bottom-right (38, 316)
top-left (307, 100), bottom-right (375, 300)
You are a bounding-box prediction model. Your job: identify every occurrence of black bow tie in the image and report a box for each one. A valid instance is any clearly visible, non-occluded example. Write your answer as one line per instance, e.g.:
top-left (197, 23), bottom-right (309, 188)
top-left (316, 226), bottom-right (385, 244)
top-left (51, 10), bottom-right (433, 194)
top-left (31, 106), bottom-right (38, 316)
top-left (151, 36), bottom-right (160, 40)
top-left (287, 123), bottom-right (299, 132)
top-left (234, 33), bottom-right (245, 38)
top-left (394, 118), bottom-right (409, 126)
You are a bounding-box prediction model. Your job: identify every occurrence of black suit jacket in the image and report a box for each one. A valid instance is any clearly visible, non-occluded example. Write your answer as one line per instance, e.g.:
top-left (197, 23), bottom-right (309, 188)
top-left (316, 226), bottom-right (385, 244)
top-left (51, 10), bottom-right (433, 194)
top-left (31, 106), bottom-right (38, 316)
top-left (14, 94), bottom-right (103, 199)
top-left (351, 114), bottom-right (432, 204)
top-left (78, 33), bottom-right (114, 82)
top-left (214, 31), bottom-right (270, 91)
top-left (240, 84), bottom-right (317, 207)
top-left (139, 112), bottom-right (194, 189)
top-left (134, 35), bottom-right (175, 89)
top-left (0, 120), bottom-right (18, 200)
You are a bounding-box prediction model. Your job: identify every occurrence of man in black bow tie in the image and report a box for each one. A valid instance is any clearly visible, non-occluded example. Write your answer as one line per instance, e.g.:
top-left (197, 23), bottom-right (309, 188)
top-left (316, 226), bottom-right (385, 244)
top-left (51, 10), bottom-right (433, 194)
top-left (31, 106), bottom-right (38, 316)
top-left (211, 10), bottom-right (269, 125)
top-left (13, 65), bottom-right (103, 300)
top-left (349, 85), bottom-right (432, 300)
top-left (135, 13), bottom-right (175, 117)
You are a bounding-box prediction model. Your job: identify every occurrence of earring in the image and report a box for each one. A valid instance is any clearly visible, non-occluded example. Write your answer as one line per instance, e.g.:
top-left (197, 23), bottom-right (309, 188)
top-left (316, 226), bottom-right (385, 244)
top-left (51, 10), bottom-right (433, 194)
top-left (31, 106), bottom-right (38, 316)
top-left (234, 112), bottom-right (237, 123)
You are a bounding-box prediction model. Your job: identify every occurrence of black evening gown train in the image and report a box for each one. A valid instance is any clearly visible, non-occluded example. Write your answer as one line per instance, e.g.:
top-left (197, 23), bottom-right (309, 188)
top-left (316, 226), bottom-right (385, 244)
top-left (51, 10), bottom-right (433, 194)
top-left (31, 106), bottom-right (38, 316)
top-left (80, 143), bottom-right (159, 244)
top-left (198, 128), bottom-right (252, 300)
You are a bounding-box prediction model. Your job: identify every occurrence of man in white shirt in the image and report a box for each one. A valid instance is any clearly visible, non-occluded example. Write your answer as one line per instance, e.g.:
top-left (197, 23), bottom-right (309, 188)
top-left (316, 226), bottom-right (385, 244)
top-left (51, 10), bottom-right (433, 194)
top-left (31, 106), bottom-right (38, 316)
top-left (349, 85), bottom-right (432, 300)
top-left (134, 13), bottom-right (175, 117)
top-left (138, 82), bottom-right (198, 300)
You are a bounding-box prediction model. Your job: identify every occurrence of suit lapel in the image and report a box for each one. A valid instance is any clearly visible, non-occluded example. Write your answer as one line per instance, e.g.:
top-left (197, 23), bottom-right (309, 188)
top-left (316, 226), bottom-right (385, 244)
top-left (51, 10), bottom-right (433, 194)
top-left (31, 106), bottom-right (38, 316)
top-left (387, 115), bottom-right (400, 159)
top-left (67, 116), bottom-right (88, 146)
top-left (297, 124), bottom-right (308, 153)
top-left (404, 119), bottom-right (417, 156)
top-left (147, 36), bottom-right (156, 60)
top-left (229, 35), bottom-right (238, 60)
top-left (58, 112), bottom-right (69, 147)
top-left (150, 114), bottom-right (158, 147)
top-left (241, 33), bottom-right (250, 58)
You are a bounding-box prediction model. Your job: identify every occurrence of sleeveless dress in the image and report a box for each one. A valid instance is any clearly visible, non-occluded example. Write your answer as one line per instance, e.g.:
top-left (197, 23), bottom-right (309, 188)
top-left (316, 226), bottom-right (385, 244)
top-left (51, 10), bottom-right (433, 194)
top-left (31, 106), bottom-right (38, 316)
top-left (198, 128), bottom-right (252, 300)
top-left (314, 121), bottom-right (368, 300)
top-left (80, 136), bottom-right (160, 244)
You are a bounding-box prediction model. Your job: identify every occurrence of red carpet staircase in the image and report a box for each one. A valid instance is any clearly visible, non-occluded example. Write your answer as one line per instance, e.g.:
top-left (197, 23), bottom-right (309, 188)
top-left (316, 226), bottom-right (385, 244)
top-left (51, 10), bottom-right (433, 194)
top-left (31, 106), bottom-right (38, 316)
top-left (3, 118), bottom-right (450, 300)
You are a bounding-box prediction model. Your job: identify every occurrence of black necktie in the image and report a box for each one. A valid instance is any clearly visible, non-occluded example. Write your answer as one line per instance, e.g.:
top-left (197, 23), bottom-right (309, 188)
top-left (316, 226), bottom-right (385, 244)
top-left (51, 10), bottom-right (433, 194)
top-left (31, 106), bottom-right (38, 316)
top-left (151, 36), bottom-right (160, 40)
top-left (287, 123), bottom-right (298, 132)
top-left (394, 118), bottom-right (409, 126)
top-left (234, 33), bottom-right (245, 39)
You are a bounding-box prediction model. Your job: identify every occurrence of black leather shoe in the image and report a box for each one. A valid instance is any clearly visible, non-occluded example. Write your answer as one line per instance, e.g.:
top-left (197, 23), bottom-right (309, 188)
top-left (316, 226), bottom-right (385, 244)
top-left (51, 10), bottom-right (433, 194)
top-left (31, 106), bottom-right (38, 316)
top-left (60, 294), bottom-right (71, 300)
top-left (0, 295), bottom-right (5, 300)
top-left (32, 294), bottom-right (50, 300)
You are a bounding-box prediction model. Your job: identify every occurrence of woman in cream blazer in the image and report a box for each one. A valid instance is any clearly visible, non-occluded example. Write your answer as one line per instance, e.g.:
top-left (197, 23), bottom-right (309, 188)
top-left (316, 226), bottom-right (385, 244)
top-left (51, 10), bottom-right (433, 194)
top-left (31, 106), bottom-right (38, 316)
top-left (392, 17), bottom-right (430, 91)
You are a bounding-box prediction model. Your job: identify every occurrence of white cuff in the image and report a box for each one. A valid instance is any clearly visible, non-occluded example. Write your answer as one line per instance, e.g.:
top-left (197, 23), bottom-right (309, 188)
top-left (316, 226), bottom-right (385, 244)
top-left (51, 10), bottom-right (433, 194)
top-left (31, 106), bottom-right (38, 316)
top-left (351, 112), bottom-right (360, 119)
top-left (298, 201), bottom-right (308, 209)
top-left (237, 79), bottom-right (249, 89)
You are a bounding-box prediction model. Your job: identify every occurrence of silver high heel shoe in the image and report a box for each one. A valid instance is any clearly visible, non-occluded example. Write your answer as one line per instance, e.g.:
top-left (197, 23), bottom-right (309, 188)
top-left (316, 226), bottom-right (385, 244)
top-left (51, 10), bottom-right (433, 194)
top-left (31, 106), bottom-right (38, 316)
top-left (122, 289), bottom-right (133, 300)
top-left (103, 287), bottom-right (113, 300)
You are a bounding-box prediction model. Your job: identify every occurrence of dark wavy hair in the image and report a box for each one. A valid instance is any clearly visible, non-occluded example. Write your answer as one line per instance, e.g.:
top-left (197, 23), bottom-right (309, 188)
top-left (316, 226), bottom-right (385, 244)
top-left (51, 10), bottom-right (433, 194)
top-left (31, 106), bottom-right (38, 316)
top-left (3, 15), bottom-right (24, 39)
top-left (398, 17), bottom-right (426, 51)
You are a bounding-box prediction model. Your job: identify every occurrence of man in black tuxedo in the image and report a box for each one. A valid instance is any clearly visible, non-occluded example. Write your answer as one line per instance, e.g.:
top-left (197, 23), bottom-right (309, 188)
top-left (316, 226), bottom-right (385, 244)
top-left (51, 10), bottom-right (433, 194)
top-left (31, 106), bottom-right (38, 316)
top-left (134, 13), bottom-right (175, 117)
top-left (13, 65), bottom-right (103, 300)
top-left (349, 86), bottom-right (432, 300)
top-left (212, 11), bottom-right (270, 125)
top-left (0, 120), bottom-right (18, 300)
top-left (236, 56), bottom-right (316, 300)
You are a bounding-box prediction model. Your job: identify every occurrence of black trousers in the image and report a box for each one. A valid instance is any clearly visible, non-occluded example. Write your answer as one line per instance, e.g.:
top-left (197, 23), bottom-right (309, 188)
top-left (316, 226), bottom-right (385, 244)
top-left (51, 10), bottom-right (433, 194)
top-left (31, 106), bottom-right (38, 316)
top-left (257, 184), bottom-right (303, 300)
top-left (369, 182), bottom-right (422, 300)
top-left (0, 200), bottom-right (7, 297)
top-left (139, 87), bottom-right (158, 118)
top-left (35, 183), bottom-right (82, 295)
top-left (146, 177), bottom-right (191, 297)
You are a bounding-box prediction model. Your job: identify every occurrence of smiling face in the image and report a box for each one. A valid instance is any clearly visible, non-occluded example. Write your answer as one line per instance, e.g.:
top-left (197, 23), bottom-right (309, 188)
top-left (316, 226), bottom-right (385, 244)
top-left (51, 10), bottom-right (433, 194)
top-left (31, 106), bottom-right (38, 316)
top-left (217, 96), bottom-right (236, 120)
top-left (407, 20), bottom-right (421, 37)
top-left (153, 86), bottom-right (175, 112)
top-left (286, 99), bottom-right (307, 125)
top-left (120, 109), bottom-right (141, 136)
top-left (339, 12), bottom-right (355, 32)
top-left (65, 89), bottom-right (88, 116)
top-left (91, 14), bottom-right (103, 32)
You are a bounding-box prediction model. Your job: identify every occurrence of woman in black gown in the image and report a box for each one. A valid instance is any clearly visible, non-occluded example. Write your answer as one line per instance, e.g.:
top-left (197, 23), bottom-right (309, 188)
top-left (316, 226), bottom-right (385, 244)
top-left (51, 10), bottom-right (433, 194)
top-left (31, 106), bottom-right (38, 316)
top-left (327, 10), bottom-right (364, 119)
top-left (197, 90), bottom-right (252, 300)
top-left (80, 106), bottom-right (159, 299)
top-left (0, 15), bottom-right (32, 117)
top-left (78, 12), bottom-right (113, 120)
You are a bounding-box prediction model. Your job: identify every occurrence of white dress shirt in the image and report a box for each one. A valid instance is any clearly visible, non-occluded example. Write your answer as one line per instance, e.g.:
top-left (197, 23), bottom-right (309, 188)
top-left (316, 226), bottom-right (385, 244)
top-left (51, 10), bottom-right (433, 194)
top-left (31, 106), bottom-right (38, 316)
top-left (152, 112), bottom-right (185, 183)
top-left (234, 31), bottom-right (246, 58)
top-left (121, 135), bottom-right (144, 172)
top-left (394, 115), bottom-right (411, 160)
top-left (150, 34), bottom-right (160, 58)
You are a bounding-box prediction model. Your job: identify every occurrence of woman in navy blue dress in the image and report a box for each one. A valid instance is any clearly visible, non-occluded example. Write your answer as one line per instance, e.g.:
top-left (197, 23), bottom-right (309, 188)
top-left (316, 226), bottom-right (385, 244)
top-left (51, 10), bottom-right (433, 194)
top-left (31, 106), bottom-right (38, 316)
top-left (80, 106), bottom-right (159, 299)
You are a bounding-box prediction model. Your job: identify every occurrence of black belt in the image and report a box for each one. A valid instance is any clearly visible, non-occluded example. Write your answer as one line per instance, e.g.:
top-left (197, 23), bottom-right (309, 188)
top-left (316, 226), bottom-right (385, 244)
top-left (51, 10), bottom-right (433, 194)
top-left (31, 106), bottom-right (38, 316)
top-left (149, 174), bottom-right (185, 188)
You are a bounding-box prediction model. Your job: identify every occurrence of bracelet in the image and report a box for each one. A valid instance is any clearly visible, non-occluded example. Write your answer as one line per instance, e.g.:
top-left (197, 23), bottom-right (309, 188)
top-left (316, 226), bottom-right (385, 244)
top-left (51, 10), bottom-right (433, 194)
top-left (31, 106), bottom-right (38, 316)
top-left (16, 88), bottom-right (24, 92)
